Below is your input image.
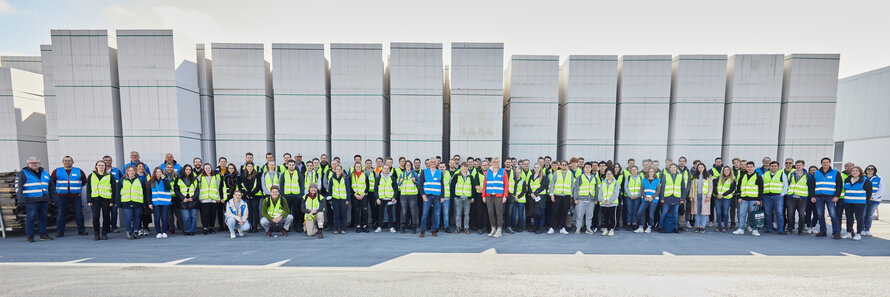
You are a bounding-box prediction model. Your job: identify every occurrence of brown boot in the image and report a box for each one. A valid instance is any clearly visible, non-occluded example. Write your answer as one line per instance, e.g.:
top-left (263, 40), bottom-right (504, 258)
top-left (317, 229), bottom-right (323, 239)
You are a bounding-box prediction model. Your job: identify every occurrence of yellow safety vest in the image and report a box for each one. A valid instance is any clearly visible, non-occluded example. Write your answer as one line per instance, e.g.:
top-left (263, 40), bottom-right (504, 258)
top-left (627, 175), bottom-right (642, 196)
top-left (351, 172), bottom-right (367, 194)
top-left (600, 181), bottom-right (618, 204)
top-left (716, 178), bottom-right (734, 199)
top-left (200, 175), bottom-right (220, 201)
top-left (283, 171), bottom-right (301, 195)
top-left (442, 170), bottom-right (452, 198)
top-left (400, 172), bottom-right (418, 195)
top-left (120, 178), bottom-right (144, 203)
top-left (454, 174), bottom-right (473, 197)
top-left (377, 174), bottom-right (395, 199)
top-left (263, 172), bottom-right (279, 194)
top-left (304, 197), bottom-right (320, 220)
top-left (267, 198), bottom-right (284, 217)
top-left (740, 174), bottom-right (759, 198)
top-left (664, 174), bottom-right (683, 198)
top-left (763, 171), bottom-right (783, 195)
top-left (577, 174), bottom-right (597, 196)
top-left (789, 173), bottom-right (809, 198)
top-left (553, 170), bottom-right (573, 195)
top-left (90, 174), bottom-right (112, 199)
top-left (331, 176), bottom-right (348, 199)
top-left (178, 179), bottom-right (197, 198)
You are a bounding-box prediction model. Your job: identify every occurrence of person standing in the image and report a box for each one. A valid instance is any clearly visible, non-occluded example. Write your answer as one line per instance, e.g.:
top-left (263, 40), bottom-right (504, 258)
top-left (164, 163), bottom-right (183, 235)
top-left (502, 158), bottom-right (517, 234)
top-left (281, 160), bottom-right (304, 233)
top-left (689, 163), bottom-right (712, 233)
top-left (102, 155), bottom-right (122, 233)
top-left (175, 165), bottom-right (199, 236)
top-left (712, 167), bottom-right (736, 233)
top-left (17, 157), bottom-right (53, 242)
top-left (86, 161), bottom-right (116, 240)
top-left (198, 164), bottom-right (224, 235)
top-left (350, 162), bottom-right (371, 233)
top-left (224, 189), bottom-right (250, 239)
top-left (438, 163), bottom-right (454, 234)
top-left (572, 162), bottom-right (598, 235)
top-left (261, 161), bottom-right (283, 201)
top-left (324, 165), bottom-right (350, 234)
top-left (398, 161), bottom-right (420, 234)
top-left (659, 164), bottom-right (686, 233)
top-left (240, 163), bottom-right (262, 232)
top-left (786, 160), bottom-right (813, 235)
top-left (482, 158), bottom-right (509, 238)
top-left (148, 168), bottom-right (171, 239)
top-left (50, 156), bottom-right (88, 237)
top-left (635, 168), bottom-right (662, 233)
top-left (761, 161), bottom-right (788, 234)
top-left (118, 166), bottom-right (150, 240)
top-left (842, 166), bottom-right (871, 240)
top-left (529, 163), bottom-right (549, 234)
top-left (812, 157), bottom-right (844, 239)
top-left (418, 158), bottom-right (444, 238)
top-left (375, 165), bottom-right (398, 233)
top-left (598, 170), bottom-right (620, 236)
top-left (733, 162), bottom-right (764, 237)
top-left (302, 184), bottom-right (324, 238)
top-left (548, 160), bottom-right (574, 235)
top-left (863, 165), bottom-right (882, 236)
top-left (451, 162), bottom-right (475, 234)
top-left (623, 166), bottom-right (644, 231)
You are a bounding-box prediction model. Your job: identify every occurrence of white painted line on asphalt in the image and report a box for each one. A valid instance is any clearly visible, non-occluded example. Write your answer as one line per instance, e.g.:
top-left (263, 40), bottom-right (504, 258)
top-left (481, 248), bottom-right (497, 254)
top-left (575, 251), bottom-right (584, 255)
top-left (750, 252), bottom-right (765, 256)
top-left (265, 259), bottom-right (291, 267)
top-left (841, 252), bottom-right (860, 257)
top-left (163, 257), bottom-right (194, 266)
top-left (662, 251), bottom-right (674, 256)
top-left (64, 258), bottom-right (93, 263)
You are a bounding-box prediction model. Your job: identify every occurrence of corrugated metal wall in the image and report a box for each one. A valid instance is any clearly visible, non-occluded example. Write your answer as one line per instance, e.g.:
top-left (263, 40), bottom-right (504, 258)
top-left (667, 55), bottom-right (727, 164)
top-left (615, 55), bottom-right (672, 162)
top-left (271, 43), bottom-right (330, 160)
top-left (449, 43), bottom-right (503, 160)
top-left (558, 55), bottom-right (618, 161)
top-left (778, 54), bottom-right (840, 165)
top-left (504, 55), bottom-right (559, 160)
top-left (389, 42), bottom-right (443, 161)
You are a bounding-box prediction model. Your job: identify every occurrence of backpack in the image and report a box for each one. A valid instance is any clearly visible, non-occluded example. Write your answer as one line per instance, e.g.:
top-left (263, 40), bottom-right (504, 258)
top-left (662, 212), bottom-right (677, 233)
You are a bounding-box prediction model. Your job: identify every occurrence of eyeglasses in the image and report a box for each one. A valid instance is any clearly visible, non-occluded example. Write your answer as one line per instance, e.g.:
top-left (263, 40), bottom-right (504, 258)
top-left (785, 162), bottom-right (792, 164)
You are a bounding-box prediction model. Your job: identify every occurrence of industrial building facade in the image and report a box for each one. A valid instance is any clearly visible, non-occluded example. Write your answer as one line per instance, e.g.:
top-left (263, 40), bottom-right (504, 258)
top-left (0, 29), bottom-right (847, 171)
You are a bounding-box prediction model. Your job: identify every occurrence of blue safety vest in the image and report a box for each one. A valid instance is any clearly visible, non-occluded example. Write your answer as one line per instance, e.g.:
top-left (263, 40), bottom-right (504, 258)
top-left (643, 178), bottom-right (660, 202)
top-left (843, 178), bottom-right (867, 204)
top-left (422, 169), bottom-right (442, 195)
top-left (151, 180), bottom-right (172, 205)
top-left (813, 169), bottom-right (839, 196)
top-left (870, 176), bottom-right (881, 200)
top-left (22, 169), bottom-right (50, 198)
top-left (485, 168), bottom-right (505, 195)
top-left (54, 167), bottom-right (83, 194)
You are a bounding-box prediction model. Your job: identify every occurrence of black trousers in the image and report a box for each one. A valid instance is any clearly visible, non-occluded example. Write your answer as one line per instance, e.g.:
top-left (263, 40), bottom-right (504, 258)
top-left (168, 200), bottom-right (183, 231)
top-left (550, 195), bottom-right (571, 229)
top-left (352, 196), bottom-right (370, 227)
top-left (785, 198), bottom-right (807, 232)
top-left (602, 206), bottom-right (617, 229)
top-left (247, 198), bottom-right (261, 230)
top-left (90, 201), bottom-right (112, 234)
top-left (284, 194), bottom-right (302, 231)
top-left (200, 203), bottom-right (218, 229)
top-left (216, 199), bottom-right (226, 228)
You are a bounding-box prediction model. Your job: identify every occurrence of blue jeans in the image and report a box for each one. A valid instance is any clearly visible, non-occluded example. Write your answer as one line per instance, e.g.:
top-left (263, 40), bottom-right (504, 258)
top-left (121, 205), bottom-right (141, 235)
top-left (25, 201), bottom-right (49, 236)
top-left (715, 199), bottom-right (731, 228)
top-left (152, 205), bottom-right (170, 234)
top-left (56, 196), bottom-right (85, 233)
top-left (180, 208), bottom-right (197, 233)
top-left (536, 196), bottom-right (548, 227)
top-left (441, 198), bottom-right (451, 229)
top-left (625, 197), bottom-right (641, 225)
top-left (511, 201), bottom-right (526, 227)
top-left (225, 217), bottom-right (251, 232)
top-left (737, 200), bottom-right (759, 231)
top-left (763, 194), bottom-right (784, 233)
top-left (864, 200), bottom-right (880, 231)
top-left (658, 203), bottom-right (679, 229)
top-left (637, 200), bottom-right (659, 228)
top-left (815, 196), bottom-right (840, 234)
top-left (420, 195), bottom-right (442, 231)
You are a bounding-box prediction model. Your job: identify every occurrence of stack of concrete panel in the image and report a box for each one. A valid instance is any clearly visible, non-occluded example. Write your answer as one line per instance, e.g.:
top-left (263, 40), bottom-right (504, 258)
top-left (271, 43), bottom-right (329, 159)
top-left (667, 55), bottom-right (728, 164)
top-left (722, 54), bottom-right (784, 162)
top-left (389, 43), bottom-right (443, 160)
top-left (615, 55), bottom-right (672, 162)
top-left (778, 54), bottom-right (840, 164)
top-left (50, 30), bottom-right (123, 167)
top-left (116, 30), bottom-right (201, 169)
top-left (0, 56), bottom-right (42, 74)
top-left (558, 55), bottom-right (618, 161)
top-left (0, 67), bottom-right (46, 171)
top-left (39, 45), bottom-right (61, 168)
top-left (210, 43), bottom-right (274, 161)
top-left (504, 55), bottom-right (559, 160)
top-left (449, 43), bottom-right (504, 159)
top-left (330, 43), bottom-right (386, 159)
top-left (196, 44), bottom-right (215, 162)
top-left (836, 66), bottom-right (890, 171)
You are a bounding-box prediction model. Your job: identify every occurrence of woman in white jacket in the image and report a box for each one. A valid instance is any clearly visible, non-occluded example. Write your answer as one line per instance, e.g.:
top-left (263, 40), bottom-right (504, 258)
top-left (225, 189), bottom-right (250, 239)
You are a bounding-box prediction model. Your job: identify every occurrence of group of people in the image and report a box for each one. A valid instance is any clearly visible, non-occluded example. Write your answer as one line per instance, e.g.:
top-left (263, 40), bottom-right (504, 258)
top-left (16, 150), bottom-right (882, 242)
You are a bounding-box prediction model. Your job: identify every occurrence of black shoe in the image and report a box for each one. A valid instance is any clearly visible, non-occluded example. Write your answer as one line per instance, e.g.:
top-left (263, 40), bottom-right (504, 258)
top-left (55, 232), bottom-right (64, 237)
top-left (411, 227), bottom-right (417, 234)
top-left (515, 227), bottom-right (524, 233)
top-left (505, 227), bottom-right (515, 234)
top-left (26, 236), bottom-right (34, 243)
top-left (833, 233), bottom-right (841, 239)
top-left (94, 234), bottom-right (100, 241)
top-left (134, 235), bottom-right (141, 239)
top-left (477, 229), bottom-right (485, 235)
top-left (816, 232), bottom-right (827, 237)
top-left (218, 226), bottom-right (226, 232)
top-left (209, 229), bottom-right (216, 234)
top-left (798, 231), bottom-right (804, 236)
top-left (202, 229), bottom-right (208, 235)
top-left (78, 231), bottom-right (89, 236)
top-left (101, 233), bottom-right (108, 240)
top-left (111, 227), bottom-right (120, 233)
top-left (355, 227), bottom-right (362, 233)
top-left (39, 234), bottom-right (54, 241)
top-left (535, 228), bottom-right (543, 234)
top-left (400, 226), bottom-right (407, 234)
top-left (363, 226), bottom-right (370, 233)
top-left (281, 230), bottom-right (288, 237)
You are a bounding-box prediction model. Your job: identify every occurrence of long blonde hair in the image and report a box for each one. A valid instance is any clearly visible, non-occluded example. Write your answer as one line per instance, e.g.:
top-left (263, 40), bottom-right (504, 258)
top-left (718, 166), bottom-right (734, 186)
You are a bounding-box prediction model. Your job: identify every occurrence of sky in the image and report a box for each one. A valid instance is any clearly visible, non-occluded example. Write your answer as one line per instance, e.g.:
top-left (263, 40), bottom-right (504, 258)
top-left (0, 0), bottom-right (888, 78)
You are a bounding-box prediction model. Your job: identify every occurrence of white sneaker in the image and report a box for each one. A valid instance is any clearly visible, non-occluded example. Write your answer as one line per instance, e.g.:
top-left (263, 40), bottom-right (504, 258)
top-left (592, 228), bottom-right (598, 233)
top-left (686, 222), bottom-right (692, 229)
top-left (862, 231), bottom-right (870, 236)
top-left (842, 233), bottom-right (852, 239)
top-left (601, 229), bottom-right (608, 236)
top-left (237, 229), bottom-right (244, 237)
top-left (733, 229), bottom-right (744, 235)
top-left (853, 234), bottom-right (862, 240)
top-left (493, 228), bottom-right (502, 238)
top-left (574, 229), bottom-right (580, 235)
top-left (608, 229), bottom-right (614, 236)
top-left (390, 227), bottom-right (397, 233)
top-left (645, 227), bottom-right (652, 233)
top-left (634, 227), bottom-right (644, 233)
top-left (156, 233), bottom-right (162, 239)
top-left (752, 230), bottom-right (760, 236)
top-left (585, 228), bottom-right (594, 235)
top-left (374, 227), bottom-right (382, 233)
top-left (488, 228), bottom-right (497, 237)
top-left (746, 226), bottom-right (752, 232)
top-left (547, 228), bottom-right (554, 235)
top-left (230, 232), bottom-right (236, 239)
top-left (162, 232), bottom-right (168, 238)
top-left (559, 228), bottom-right (569, 235)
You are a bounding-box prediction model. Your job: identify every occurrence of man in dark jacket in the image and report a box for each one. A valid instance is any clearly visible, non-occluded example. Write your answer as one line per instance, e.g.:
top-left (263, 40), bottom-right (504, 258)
top-left (17, 157), bottom-right (53, 242)
top-left (50, 155), bottom-right (88, 237)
